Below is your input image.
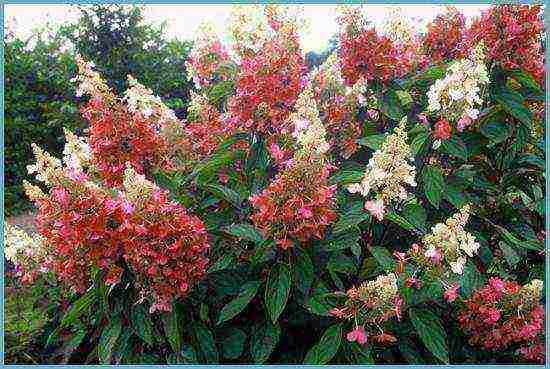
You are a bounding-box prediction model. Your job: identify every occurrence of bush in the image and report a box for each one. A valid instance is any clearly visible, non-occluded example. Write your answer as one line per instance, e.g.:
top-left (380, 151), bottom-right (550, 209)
top-left (4, 5), bottom-right (192, 216)
top-left (5, 4), bottom-right (545, 365)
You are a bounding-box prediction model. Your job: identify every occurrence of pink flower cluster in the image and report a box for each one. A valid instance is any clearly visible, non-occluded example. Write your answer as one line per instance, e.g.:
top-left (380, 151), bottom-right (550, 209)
top-left (337, 10), bottom-right (411, 86)
top-left (228, 28), bottom-right (307, 136)
top-left (27, 165), bottom-right (210, 311)
top-left (422, 7), bottom-right (466, 64)
top-left (249, 155), bottom-right (337, 249)
top-left (82, 95), bottom-right (171, 187)
top-left (465, 4), bottom-right (544, 85)
top-left (458, 278), bottom-right (545, 363)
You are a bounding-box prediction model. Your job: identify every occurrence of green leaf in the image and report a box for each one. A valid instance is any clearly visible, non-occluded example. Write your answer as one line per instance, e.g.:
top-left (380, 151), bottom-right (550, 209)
top-left (193, 322), bottom-right (219, 364)
top-left (499, 241), bottom-right (520, 267)
top-left (293, 248), bottom-right (314, 295)
top-left (379, 89), bottom-right (404, 121)
top-left (250, 320), bottom-right (281, 364)
top-left (132, 304), bottom-right (154, 346)
top-left (496, 90), bottom-right (532, 125)
top-left (332, 211), bottom-right (370, 234)
top-left (223, 223), bottom-right (265, 244)
top-left (410, 131), bottom-right (429, 156)
top-left (162, 308), bottom-right (181, 353)
top-left (47, 288), bottom-right (96, 345)
top-left (480, 120), bottom-right (512, 144)
top-left (409, 308), bottom-right (449, 364)
top-left (220, 328), bottom-right (247, 360)
top-left (357, 134), bottom-right (387, 150)
top-left (265, 263), bottom-right (292, 323)
top-left (329, 170), bottom-right (364, 186)
top-left (217, 281), bottom-right (261, 325)
top-left (208, 253), bottom-right (235, 273)
top-left (327, 255), bottom-right (357, 275)
top-left (444, 182), bottom-right (467, 209)
top-left (347, 341), bottom-right (374, 364)
top-left (508, 69), bottom-right (543, 94)
top-left (493, 224), bottom-right (543, 251)
top-left (401, 202), bottom-right (427, 233)
top-left (440, 137), bottom-right (468, 161)
top-left (460, 261), bottom-right (485, 297)
top-left (98, 317), bottom-right (122, 364)
top-left (371, 246), bottom-right (396, 272)
top-left (386, 211), bottom-right (417, 233)
top-left (303, 323), bottom-right (343, 364)
top-left (201, 184), bottom-right (243, 207)
top-left (422, 166), bottom-right (445, 209)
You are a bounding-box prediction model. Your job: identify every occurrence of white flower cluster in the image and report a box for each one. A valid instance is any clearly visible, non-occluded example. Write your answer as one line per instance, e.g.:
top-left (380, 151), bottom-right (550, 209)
top-left (72, 55), bottom-right (112, 99)
top-left (4, 223), bottom-right (45, 269)
top-left (124, 75), bottom-right (177, 125)
top-left (380, 7), bottom-right (418, 46)
top-left (27, 143), bottom-right (63, 186)
top-left (62, 128), bottom-right (92, 172)
top-left (427, 43), bottom-right (489, 130)
top-left (122, 164), bottom-right (156, 205)
top-left (290, 87), bottom-right (330, 157)
top-left (422, 205), bottom-right (480, 275)
top-left (359, 272), bottom-right (399, 301)
top-left (347, 118), bottom-right (417, 221)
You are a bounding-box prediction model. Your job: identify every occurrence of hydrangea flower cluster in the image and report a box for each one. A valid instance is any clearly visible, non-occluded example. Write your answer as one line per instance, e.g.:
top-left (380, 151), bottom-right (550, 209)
top-left (249, 89), bottom-right (337, 249)
top-left (76, 58), bottom-right (172, 186)
top-left (330, 273), bottom-right (402, 346)
top-left (465, 4), bottom-right (544, 85)
top-left (347, 118), bottom-right (417, 221)
top-left (427, 43), bottom-right (489, 133)
top-left (309, 53), bottom-right (366, 158)
top-left (458, 278), bottom-right (545, 363)
top-left (4, 223), bottom-right (48, 283)
top-left (337, 6), bottom-right (412, 86)
top-left (120, 166), bottom-right (210, 313)
top-left (186, 21), bottom-right (234, 89)
top-left (422, 7), bottom-right (466, 64)
top-left (228, 5), bottom-right (307, 136)
top-left (409, 205), bottom-right (480, 276)
top-left (22, 130), bottom-right (210, 310)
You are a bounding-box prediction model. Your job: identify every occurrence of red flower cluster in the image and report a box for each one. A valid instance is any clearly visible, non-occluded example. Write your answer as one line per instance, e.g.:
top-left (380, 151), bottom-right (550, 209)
top-left (458, 278), bottom-right (545, 363)
top-left (465, 4), bottom-right (544, 85)
top-left (122, 186), bottom-right (210, 313)
top-left (28, 165), bottom-right (210, 311)
top-left (422, 7), bottom-right (466, 64)
top-left (337, 11), bottom-right (411, 86)
top-left (249, 155), bottom-right (337, 248)
top-left (83, 97), bottom-right (171, 186)
top-left (433, 118), bottom-right (452, 140)
top-left (32, 178), bottom-right (126, 293)
top-left (187, 27), bottom-right (233, 89)
top-left (228, 33), bottom-right (307, 136)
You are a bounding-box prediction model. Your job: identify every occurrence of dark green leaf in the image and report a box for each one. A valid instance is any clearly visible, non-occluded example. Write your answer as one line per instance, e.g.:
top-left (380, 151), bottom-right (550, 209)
top-left (409, 308), bottom-right (449, 364)
top-left (193, 322), bottom-right (218, 364)
top-left (265, 263), bottom-right (292, 323)
top-left (440, 137), bottom-right (468, 161)
top-left (220, 328), bottom-right (247, 360)
top-left (422, 166), bottom-right (445, 209)
top-left (293, 248), bottom-right (314, 295)
top-left (223, 223), bottom-right (265, 244)
top-left (357, 134), bottom-right (387, 150)
top-left (250, 320), bottom-right (281, 364)
top-left (98, 317), bottom-right (122, 364)
top-left (303, 323), bottom-right (343, 364)
top-left (162, 308), bottom-right (181, 353)
top-left (371, 246), bottom-right (396, 272)
top-left (217, 281), bottom-right (261, 325)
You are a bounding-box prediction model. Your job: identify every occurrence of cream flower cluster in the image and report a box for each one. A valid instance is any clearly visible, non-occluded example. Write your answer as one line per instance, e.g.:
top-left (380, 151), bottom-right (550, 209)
top-left (72, 55), bottom-right (112, 99)
top-left (356, 272), bottom-right (399, 302)
top-left (290, 87), bottom-right (330, 157)
top-left (27, 143), bottom-right (63, 186)
top-left (422, 205), bottom-right (480, 275)
top-left (4, 223), bottom-right (46, 270)
top-left (62, 128), bottom-right (92, 172)
top-left (381, 7), bottom-right (419, 46)
top-left (520, 279), bottom-right (543, 305)
top-left (228, 5), bottom-right (306, 56)
top-left (347, 118), bottom-right (417, 221)
top-left (427, 43), bottom-right (489, 130)
top-left (122, 164), bottom-right (156, 205)
top-left (312, 53), bottom-right (371, 108)
top-left (124, 75), bottom-right (178, 125)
